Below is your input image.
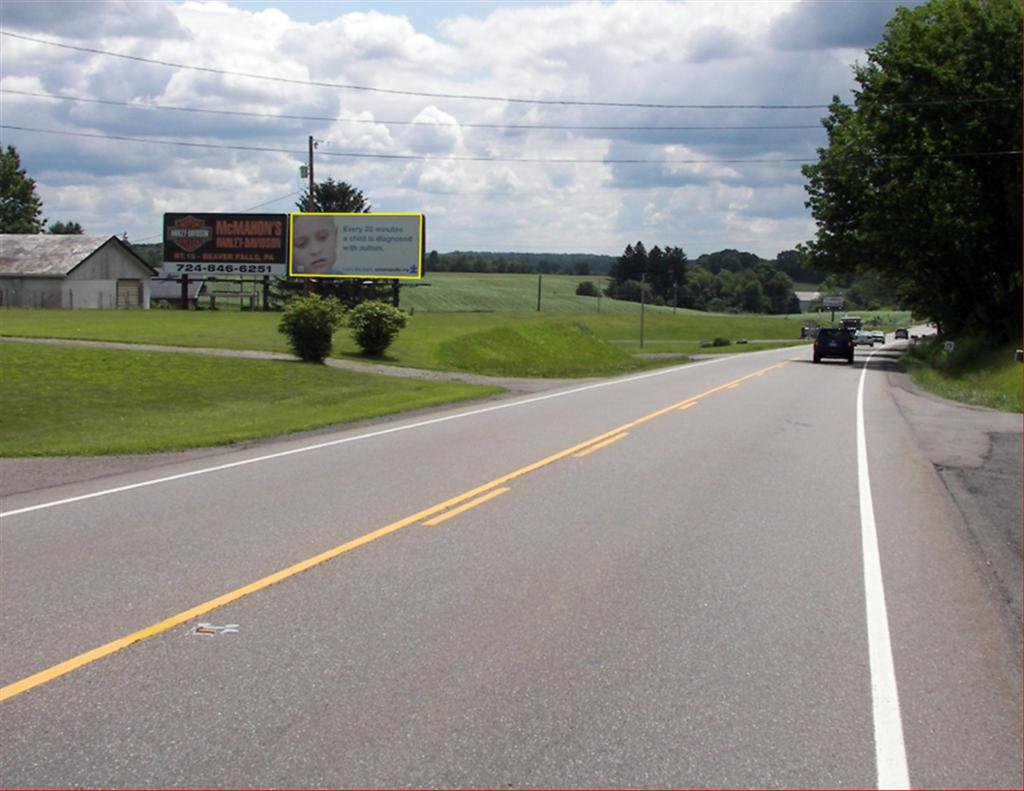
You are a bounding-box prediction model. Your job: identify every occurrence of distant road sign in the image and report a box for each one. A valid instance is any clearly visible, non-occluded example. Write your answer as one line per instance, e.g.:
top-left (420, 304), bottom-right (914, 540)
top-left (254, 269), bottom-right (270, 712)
top-left (823, 295), bottom-right (844, 309)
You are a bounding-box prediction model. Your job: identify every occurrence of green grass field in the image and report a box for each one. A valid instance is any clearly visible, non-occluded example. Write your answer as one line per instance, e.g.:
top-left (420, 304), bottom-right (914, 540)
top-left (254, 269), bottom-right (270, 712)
top-left (0, 342), bottom-right (499, 456)
top-left (0, 274), bottom-right (925, 456)
top-left (0, 309), bottom-right (290, 351)
top-left (188, 272), bottom-right (675, 315)
top-left (0, 302), bottom-right (820, 367)
top-left (403, 272), bottom-right (671, 314)
top-left (0, 301), bottom-right (917, 367)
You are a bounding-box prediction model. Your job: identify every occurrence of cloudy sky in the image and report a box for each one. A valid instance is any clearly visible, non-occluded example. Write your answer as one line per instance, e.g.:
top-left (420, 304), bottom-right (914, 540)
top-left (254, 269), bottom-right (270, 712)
top-left (1, 0), bottom-right (918, 258)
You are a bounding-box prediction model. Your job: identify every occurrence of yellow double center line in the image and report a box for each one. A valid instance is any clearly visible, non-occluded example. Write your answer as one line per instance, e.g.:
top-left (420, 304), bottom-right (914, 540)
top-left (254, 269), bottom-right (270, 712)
top-left (0, 360), bottom-right (788, 703)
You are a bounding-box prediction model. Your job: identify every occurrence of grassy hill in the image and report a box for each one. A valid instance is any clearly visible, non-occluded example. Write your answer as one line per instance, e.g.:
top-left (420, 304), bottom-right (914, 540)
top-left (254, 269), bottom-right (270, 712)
top-left (402, 272), bottom-right (650, 314)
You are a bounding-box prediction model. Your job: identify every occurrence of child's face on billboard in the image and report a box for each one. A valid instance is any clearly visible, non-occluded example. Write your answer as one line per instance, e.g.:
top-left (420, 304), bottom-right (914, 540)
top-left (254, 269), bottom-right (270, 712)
top-left (293, 216), bottom-right (338, 274)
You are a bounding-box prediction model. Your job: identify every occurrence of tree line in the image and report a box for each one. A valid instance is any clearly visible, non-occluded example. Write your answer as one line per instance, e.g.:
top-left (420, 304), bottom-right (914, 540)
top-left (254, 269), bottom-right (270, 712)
top-left (425, 250), bottom-right (611, 275)
top-left (1, 151), bottom-right (882, 317)
top-left (598, 242), bottom-right (804, 315)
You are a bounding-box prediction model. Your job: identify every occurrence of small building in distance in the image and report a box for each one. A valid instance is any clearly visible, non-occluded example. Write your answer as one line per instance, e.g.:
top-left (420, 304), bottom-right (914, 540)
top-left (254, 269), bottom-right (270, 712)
top-left (795, 290), bottom-right (822, 313)
top-left (0, 234), bottom-right (157, 309)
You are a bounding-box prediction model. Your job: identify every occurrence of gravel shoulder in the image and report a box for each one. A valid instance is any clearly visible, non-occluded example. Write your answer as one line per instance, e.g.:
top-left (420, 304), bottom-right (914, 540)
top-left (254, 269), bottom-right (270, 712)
top-left (876, 349), bottom-right (1021, 635)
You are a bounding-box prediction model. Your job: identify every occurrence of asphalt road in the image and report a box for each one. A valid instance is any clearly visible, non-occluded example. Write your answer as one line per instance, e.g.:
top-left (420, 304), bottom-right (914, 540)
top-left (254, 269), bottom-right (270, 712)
top-left (1, 342), bottom-right (1020, 789)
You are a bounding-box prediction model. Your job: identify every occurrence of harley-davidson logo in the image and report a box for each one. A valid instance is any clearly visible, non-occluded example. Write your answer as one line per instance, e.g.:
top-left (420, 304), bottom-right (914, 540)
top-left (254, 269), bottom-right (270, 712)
top-left (169, 216), bottom-right (213, 253)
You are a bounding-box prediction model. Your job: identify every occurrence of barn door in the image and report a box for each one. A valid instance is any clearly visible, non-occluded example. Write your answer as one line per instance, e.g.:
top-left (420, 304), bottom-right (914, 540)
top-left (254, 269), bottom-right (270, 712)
top-left (116, 279), bottom-right (141, 309)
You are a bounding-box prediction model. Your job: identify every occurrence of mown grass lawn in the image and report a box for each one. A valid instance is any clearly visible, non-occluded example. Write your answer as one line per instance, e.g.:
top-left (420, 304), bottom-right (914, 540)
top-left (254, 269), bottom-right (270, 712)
top-left (0, 286), bottom-right (920, 456)
top-left (0, 342), bottom-right (500, 456)
top-left (0, 309), bottom-right (290, 352)
top-left (0, 284), bottom-right (911, 371)
top-left (0, 307), bottom-right (816, 371)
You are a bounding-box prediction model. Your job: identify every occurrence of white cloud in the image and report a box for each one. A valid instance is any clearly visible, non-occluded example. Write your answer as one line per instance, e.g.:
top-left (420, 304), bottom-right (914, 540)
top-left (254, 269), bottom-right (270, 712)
top-left (401, 105), bottom-right (464, 154)
top-left (322, 109), bottom-right (395, 152)
top-left (0, 0), bottom-right (911, 255)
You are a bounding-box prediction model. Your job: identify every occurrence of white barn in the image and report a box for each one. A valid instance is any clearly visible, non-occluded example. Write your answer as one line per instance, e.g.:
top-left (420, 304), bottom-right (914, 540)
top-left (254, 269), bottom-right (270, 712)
top-left (795, 290), bottom-right (822, 313)
top-left (0, 234), bottom-right (157, 309)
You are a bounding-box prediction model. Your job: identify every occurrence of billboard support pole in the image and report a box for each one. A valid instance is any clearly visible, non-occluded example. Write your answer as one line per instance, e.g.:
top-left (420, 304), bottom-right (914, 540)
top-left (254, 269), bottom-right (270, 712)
top-left (180, 273), bottom-right (189, 310)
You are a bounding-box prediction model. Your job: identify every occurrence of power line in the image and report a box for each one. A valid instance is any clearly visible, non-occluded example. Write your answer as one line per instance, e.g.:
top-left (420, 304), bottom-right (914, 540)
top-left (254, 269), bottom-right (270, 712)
top-left (4, 31), bottom-right (1016, 112)
top-left (1, 30), bottom-right (832, 110)
top-left (0, 124), bottom-right (820, 164)
top-left (4, 124), bottom-right (1017, 167)
top-left (1, 88), bottom-right (823, 132)
top-left (241, 189), bottom-right (303, 212)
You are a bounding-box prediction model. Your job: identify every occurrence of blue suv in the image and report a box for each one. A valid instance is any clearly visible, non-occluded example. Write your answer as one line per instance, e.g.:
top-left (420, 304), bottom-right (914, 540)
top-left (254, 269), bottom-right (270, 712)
top-left (813, 327), bottom-right (855, 364)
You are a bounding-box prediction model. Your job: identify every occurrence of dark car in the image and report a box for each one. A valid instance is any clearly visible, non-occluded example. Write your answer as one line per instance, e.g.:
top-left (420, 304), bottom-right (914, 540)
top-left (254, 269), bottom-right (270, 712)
top-left (894, 327), bottom-right (909, 339)
top-left (813, 327), bottom-right (855, 364)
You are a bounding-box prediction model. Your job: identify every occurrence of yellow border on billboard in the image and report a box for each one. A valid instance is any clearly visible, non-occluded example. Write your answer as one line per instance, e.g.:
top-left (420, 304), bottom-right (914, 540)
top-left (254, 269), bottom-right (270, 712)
top-left (288, 212), bottom-right (424, 279)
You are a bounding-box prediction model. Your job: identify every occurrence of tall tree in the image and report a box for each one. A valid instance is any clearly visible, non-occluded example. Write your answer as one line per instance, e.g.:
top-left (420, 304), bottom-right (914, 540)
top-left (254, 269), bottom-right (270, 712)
top-left (763, 270), bottom-right (798, 314)
top-left (299, 178), bottom-right (371, 214)
top-left (1, 146), bottom-right (45, 233)
top-left (609, 241), bottom-right (647, 285)
top-left (649, 246), bottom-right (688, 305)
top-left (696, 249), bottom-right (762, 275)
top-left (608, 241), bottom-right (689, 305)
top-left (775, 248), bottom-right (826, 285)
top-left (802, 0), bottom-right (1022, 339)
top-left (274, 179), bottom-right (396, 308)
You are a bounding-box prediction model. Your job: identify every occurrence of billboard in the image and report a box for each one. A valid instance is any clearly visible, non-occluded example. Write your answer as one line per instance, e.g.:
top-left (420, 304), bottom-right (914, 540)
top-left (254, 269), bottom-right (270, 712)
top-left (288, 213), bottom-right (424, 279)
top-left (162, 213), bottom-right (289, 276)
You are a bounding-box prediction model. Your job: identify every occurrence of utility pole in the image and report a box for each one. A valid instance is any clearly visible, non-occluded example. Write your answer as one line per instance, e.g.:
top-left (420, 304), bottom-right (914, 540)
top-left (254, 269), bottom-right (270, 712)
top-left (305, 135), bottom-right (316, 295)
top-left (307, 135), bottom-right (316, 211)
top-left (537, 273), bottom-right (542, 312)
top-left (640, 272), bottom-right (646, 349)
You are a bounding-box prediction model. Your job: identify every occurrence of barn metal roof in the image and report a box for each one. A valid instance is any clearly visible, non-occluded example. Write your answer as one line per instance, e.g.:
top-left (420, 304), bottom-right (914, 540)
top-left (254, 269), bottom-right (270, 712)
top-left (0, 235), bottom-right (156, 278)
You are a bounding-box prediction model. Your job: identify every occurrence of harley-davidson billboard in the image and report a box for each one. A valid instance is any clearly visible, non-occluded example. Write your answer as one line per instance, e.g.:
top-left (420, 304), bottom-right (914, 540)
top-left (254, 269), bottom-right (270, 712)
top-left (162, 213), bottom-right (289, 276)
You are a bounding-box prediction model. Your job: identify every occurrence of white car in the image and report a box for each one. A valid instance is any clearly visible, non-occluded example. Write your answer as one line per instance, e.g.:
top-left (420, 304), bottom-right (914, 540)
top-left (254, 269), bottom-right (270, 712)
top-left (853, 330), bottom-right (876, 346)
top-left (869, 330), bottom-right (885, 345)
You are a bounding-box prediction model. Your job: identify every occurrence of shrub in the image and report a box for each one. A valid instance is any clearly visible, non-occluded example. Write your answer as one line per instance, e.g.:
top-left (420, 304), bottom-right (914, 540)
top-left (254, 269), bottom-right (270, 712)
top-left (604, 279), bottom-right (654, 304)
top-left (277, 293), bottom-right (346, 362)
top-left (348, 300), bottom-right (408, 356)
top-left (575, 281), bottom-right (602, 297)
top-left (712, 337), bottom-right (731, 347)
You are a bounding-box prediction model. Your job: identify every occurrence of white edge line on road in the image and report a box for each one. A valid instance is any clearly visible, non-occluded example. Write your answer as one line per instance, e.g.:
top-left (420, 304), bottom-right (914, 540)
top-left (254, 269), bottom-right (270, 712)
top-left (857, 351), bottom-right (911, 790)
top-left (2, 347), bottom-right (794, 518)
